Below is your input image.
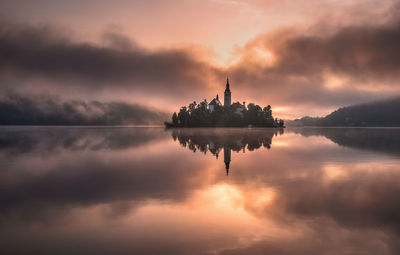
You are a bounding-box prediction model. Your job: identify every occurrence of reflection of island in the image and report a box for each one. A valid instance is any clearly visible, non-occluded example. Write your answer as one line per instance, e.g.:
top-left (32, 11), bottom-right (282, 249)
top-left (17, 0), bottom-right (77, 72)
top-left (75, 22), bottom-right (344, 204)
top-left (224, 145), bottom-right (230, 175)
top-left (171, 128), bottom-right (283, 175)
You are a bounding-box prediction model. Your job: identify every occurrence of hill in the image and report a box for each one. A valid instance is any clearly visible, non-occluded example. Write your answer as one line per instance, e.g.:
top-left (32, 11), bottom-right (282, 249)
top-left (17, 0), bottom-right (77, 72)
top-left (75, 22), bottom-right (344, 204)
top-left (292, 97), bottom-right (400, 127)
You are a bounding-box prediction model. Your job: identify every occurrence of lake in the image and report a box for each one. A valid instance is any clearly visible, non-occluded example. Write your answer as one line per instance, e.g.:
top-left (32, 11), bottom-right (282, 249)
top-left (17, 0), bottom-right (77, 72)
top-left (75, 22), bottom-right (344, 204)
top-left (1, 126), bottom-right (400, 255)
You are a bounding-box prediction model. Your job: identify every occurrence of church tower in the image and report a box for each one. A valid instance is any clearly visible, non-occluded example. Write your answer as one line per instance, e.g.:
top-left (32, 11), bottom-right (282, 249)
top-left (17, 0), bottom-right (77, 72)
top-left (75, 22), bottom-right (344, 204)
top-left (224, 77), bottom-right (231, 106)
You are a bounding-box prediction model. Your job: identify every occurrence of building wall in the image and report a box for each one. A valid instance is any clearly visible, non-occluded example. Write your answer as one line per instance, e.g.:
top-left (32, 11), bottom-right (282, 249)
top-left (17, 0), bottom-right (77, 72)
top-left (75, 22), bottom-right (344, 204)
top-left (209, 105), bottom-right (215, 112)
top-left (224, 91), bottom-right (231, 106)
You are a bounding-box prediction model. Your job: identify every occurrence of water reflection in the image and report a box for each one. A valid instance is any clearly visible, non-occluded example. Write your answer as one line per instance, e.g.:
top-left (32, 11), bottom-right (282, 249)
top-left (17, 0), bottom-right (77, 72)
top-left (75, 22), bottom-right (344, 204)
top-left (292, 127), bottom-right (400, 156)
top-left (0, 126), bottom-right (169, 156)
top-left (1, 127), bottom-right (400, 255)
top-left (171, 128), bottom-right (283, 175)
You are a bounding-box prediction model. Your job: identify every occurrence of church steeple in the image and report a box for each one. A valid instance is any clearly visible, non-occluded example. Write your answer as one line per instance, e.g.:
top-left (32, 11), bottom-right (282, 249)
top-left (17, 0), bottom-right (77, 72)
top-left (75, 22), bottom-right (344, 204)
top-left (225, 77), bottom-right (230, 92)
top-left (224, 76), bottom-right (231, 106)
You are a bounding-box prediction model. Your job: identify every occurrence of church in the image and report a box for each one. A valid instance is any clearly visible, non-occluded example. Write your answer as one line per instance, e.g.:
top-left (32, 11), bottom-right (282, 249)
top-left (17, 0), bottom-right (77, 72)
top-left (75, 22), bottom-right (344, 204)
top-left (166, 76), bottom-right (280, 128)
top-left (208, 77), bottom-right (245, 116)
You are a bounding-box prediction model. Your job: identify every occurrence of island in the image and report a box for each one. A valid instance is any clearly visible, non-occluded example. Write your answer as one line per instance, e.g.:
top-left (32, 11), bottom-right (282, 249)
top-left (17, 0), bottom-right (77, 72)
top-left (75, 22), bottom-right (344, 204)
top-left (165, 78), bottom-right (285, 128)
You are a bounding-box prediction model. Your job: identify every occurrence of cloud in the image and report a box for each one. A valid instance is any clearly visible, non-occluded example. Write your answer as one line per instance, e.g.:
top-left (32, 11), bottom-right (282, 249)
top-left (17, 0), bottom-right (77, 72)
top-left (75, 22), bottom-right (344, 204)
top-left (2, 4), bottom-right (400, 117)
top-left (226, 4), bottom-right (400, 114)
top-left (0, 93), bottom-right (169, 125)
top-left (0, 22), bottom-right (219, 101)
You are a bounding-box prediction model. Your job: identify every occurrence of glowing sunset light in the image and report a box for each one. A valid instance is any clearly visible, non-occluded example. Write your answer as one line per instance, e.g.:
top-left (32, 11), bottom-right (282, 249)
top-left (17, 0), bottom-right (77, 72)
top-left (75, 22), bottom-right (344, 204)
top-left (2, 1), bottom-right (400, 254)
top-left (0, 0), bottom-right (398, 118)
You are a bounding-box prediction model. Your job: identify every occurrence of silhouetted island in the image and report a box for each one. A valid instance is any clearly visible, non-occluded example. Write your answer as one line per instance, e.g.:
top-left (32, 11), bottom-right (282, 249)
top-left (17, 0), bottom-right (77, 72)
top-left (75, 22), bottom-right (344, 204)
top-left (165, 78), bottom-right (285, 128)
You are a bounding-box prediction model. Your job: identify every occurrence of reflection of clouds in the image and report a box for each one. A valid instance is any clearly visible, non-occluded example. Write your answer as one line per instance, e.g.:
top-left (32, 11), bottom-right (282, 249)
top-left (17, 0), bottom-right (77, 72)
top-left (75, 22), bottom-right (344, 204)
top-left (0, 132), bottom-right (211, 223)
top-left (212, 130), bottom-right (400, 254)
top-left (0, 126), bottom-right (169, 157)
top-left (291, 127), bottom-right (400, 156)
top-left (322, 164), bottom-right (349, 182)
top-left (271, 163), bottom-right (400, 232)
top-left (1, 127), bottom-right (400, 254)
top-left (219, 222), bottom-right (392, 255)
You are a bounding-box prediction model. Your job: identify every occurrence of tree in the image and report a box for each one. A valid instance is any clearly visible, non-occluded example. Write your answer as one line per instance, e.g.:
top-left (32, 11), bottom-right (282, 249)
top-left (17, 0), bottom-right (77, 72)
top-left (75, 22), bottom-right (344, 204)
top-left (263, 105), bottom-right (272, 120)
top-left (170, 101), bottom-right (281, 128)
top-left (172, 112), bottom-right (178, 126)
top-left (178, 106), bottom-right (189, 126)
top-left (188, 101), bottom-right (197, 114)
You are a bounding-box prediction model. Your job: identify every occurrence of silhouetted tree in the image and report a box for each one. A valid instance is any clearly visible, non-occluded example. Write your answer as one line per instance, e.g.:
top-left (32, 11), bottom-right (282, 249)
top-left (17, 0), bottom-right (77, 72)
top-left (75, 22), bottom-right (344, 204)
top-left (172, 112), bottom-right (178, 126)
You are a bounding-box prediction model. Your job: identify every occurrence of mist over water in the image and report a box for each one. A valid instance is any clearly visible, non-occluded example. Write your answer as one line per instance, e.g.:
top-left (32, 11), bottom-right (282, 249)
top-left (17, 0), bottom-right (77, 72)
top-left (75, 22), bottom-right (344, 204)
top-left (1, 127), bottom-right (400, 255)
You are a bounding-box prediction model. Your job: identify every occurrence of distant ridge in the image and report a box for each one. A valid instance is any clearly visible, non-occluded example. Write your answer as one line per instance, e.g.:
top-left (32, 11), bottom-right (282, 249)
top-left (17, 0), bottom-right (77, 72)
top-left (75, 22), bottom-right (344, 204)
top-left (292, 97), bottom-right (400, 127)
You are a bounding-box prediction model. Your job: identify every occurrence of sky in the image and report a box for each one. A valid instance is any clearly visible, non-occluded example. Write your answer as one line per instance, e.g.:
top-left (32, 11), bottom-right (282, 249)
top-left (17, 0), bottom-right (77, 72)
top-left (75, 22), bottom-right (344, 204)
top-left (0, 0), bottom-right (400, 118)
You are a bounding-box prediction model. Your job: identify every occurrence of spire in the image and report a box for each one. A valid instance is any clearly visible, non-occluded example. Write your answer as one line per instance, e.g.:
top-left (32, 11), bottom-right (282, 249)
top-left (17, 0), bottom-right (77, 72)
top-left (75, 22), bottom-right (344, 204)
top-left (224, 146), bottom-right (231, 176)
top-left (225, 76), bottom-right (230, 91)
top-left (225, 161), bottom-right (230, 176)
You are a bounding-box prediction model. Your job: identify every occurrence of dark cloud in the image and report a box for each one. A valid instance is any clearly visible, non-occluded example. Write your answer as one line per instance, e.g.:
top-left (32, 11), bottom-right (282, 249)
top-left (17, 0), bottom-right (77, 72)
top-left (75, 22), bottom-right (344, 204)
top-left (101, 31), bottom-right (140, 51)
top-left (0, 93), bottom-right (169, 125)
top-left (270, 22), bottom-right (400, 80)
top-left (0, 22), bottom-right (218, 98)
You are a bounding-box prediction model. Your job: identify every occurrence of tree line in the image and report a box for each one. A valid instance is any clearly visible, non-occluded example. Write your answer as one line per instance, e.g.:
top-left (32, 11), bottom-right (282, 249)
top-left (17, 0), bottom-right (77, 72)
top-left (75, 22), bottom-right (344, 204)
top-left (168, 100), bottom-right (284, 128)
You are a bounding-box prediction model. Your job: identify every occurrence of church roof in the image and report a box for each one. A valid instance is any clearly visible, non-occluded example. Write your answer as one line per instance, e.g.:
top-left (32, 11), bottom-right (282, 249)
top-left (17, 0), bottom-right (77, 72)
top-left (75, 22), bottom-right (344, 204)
top-left (209, 97), bottom-right (222, 106)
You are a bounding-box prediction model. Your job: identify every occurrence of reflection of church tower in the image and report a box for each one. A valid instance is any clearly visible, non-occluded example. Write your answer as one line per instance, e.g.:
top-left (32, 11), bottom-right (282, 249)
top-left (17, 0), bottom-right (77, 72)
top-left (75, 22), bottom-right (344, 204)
top-left (224, 146), bottom-right (231, 176)
top-left (224, 77), bottom-right (231, 107)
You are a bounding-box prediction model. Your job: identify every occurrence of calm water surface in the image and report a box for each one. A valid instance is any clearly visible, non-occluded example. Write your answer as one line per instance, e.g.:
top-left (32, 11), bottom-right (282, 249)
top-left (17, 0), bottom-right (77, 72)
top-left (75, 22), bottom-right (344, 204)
top-left (1, 127), bottom-right (400, 255)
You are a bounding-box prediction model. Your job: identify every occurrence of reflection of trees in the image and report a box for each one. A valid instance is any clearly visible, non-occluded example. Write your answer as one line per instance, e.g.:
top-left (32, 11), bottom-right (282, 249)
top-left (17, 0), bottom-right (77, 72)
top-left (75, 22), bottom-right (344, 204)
top-left (172, 128), bottom-right (282, 156)
top-left (171, 128), bottom-right (283, 174)
top-left (292, 127), bottom-right (400, 156)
